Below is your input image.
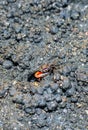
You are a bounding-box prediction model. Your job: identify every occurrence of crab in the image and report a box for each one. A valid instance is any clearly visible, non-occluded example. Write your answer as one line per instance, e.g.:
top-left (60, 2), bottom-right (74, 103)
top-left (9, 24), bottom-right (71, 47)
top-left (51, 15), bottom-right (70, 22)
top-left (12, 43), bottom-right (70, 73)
top-left (34, 63), bottom-right (56, 80)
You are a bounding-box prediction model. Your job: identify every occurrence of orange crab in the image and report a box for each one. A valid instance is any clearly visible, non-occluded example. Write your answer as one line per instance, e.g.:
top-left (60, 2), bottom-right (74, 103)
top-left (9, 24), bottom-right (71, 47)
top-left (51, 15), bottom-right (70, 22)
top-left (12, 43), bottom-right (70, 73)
top-left (34, 63), bottom-right (55, 80)
top-left (34, 71), bottom-right (48, 80)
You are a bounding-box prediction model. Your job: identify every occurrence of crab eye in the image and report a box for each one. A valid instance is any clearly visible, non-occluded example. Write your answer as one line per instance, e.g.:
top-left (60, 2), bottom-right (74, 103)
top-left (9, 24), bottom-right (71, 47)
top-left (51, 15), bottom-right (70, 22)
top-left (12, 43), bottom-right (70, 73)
top-left (42, 68), bottom-right (47, 72)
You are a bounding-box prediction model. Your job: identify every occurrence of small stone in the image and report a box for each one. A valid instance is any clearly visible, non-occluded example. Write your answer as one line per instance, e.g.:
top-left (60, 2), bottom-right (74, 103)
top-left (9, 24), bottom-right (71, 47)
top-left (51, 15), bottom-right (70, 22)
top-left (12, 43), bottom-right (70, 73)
top-left (30, 87), bottom-right (37, 95)
top-left (66, 87), bottom-right (75, 97)
top-left (3, 30), bottom-right (11, 39)
top-left (37, 87), bottom-right (44, 95)
top-left (82, 48), bottom-right (88, 55)
top-left (61, 65), bottom-right (72, 75)
top-left (31, 100), bottom-right (38, 107)
top-left (16, 33), bottom-right (22, 40)
top-left (47, 101), bottom-right (58, 111)
top-left (85, 110), bottom-right (88, 115)
top-left (36, 108), bottom-right (42, 115)
top-left (61, 77), bottom-right (71, 90)
top-left (71, 97), bottom-right (78, 103)
top-left (34, 35), bottom-right (42, 43)
top-left (50, 26), bottom-right (58, 34)
top-left (54, 72), bottom-right (60, 81)
top-left (24, 107), bottom-right (35, 114)
top-left (50, 83), bottom-right (59, 92)
top-left (7, 0), bottom-right (16, 3)
top-left (71, 10), bottom-right (79, 20)
top-left (43, 91), bottom-right (54, 102)
top-left (15, 26), bottom-right (22, 33)
top-left (0, 120), bottom-right (3, 128)
top-left (23, 94), bottom-right (32, 104)
top-left (12, 94), bottom-right (24, 105)
top-left (37, 114), bottom-right (47, 128)
top-left (60, 9), bottom-right (70, 20)
top-left (58, 50), bottom-right (66, 59)
top-left (3, 60), bottom-right (13, 69)
top-left (0, 89), bottom-right (8, 98)
top-left (57, 20), bottom-right (64, 27)
top-left (54, 94), bottom-right (62, 103)
top-left (47, 87), bottom-right (52, 94)
top-left (31, 95), bottom-right (40, 107)
top-left (62, 0), bottom-right (68, 6)
top-left (53, 36), bottom-right (59, 42)
top-left (59, 102), bottom-right (66, 108)
top-left (38, 98), bottom-right (46, 108)
top-left (76, 72), bottom-right (88, 83)
top-left (9, 87), bottom-right (17, 96)
top-left (37, 119), bottom-right (46, 128)
top-left (56, 88), bottom-right (63, 95)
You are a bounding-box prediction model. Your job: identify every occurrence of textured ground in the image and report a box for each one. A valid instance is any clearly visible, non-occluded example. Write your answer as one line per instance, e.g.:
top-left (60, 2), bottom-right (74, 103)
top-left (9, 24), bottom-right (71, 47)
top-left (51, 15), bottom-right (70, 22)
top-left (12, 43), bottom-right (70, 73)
top-left (0, 0), bottom-right (88, 130)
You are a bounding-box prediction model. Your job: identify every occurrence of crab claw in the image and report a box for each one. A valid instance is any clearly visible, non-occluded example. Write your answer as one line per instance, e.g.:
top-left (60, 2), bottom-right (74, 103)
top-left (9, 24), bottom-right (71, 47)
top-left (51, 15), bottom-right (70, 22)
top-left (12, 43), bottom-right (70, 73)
top-left (34, 71), bottom-right (49, 79)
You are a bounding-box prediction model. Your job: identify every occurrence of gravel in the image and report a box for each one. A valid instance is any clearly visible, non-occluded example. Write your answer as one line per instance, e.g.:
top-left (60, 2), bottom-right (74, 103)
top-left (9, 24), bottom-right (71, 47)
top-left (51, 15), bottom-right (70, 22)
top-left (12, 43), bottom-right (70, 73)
top-left (0, 0), bottom-right (88, 130)
top-left (3, 60), bottom-right (13, 69)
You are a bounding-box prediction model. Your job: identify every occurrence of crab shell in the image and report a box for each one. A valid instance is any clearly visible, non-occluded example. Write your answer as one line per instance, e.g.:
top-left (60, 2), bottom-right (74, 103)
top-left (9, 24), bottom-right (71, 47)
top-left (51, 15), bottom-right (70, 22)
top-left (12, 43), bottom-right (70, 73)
top-left (39, 64), bottom-right (51, 73)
